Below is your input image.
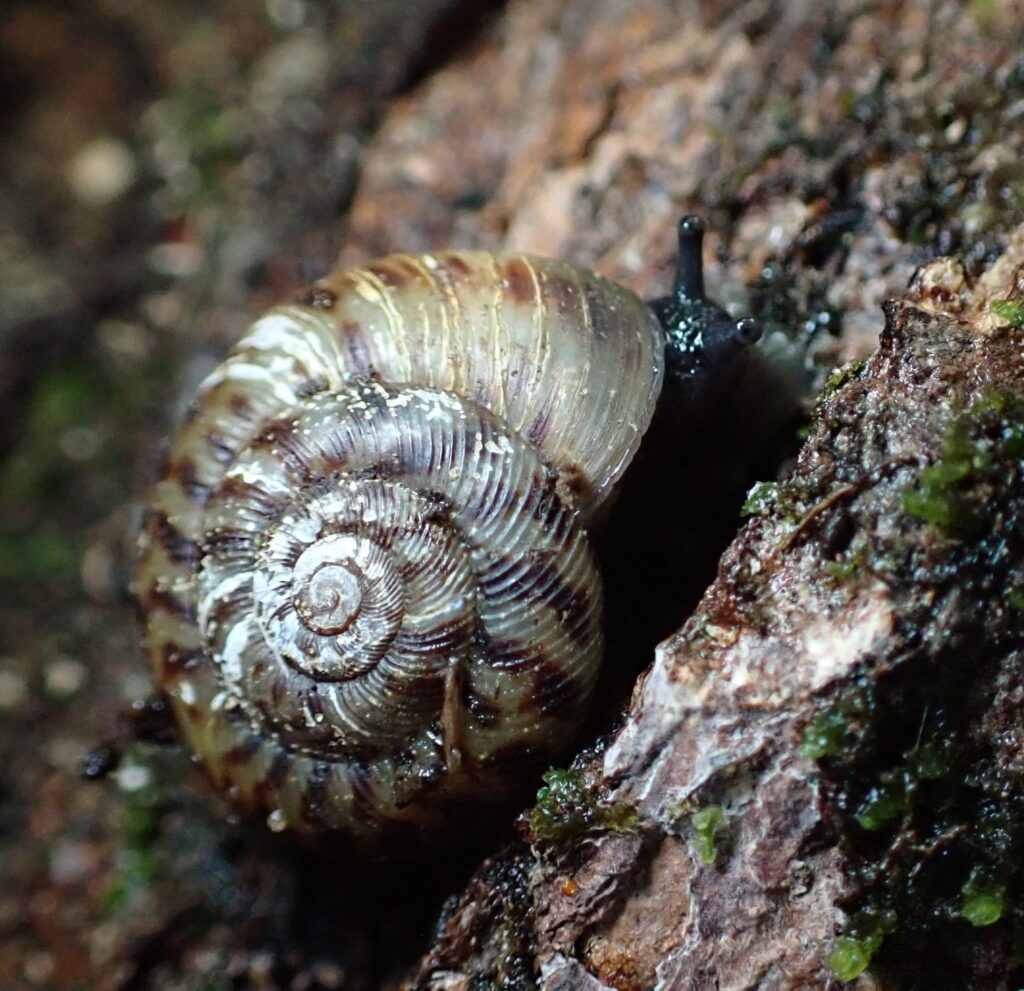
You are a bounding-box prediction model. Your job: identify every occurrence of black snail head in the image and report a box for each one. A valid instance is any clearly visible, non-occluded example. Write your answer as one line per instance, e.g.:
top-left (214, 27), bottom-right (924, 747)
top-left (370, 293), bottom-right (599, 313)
top-left (648, 215), bottom-right (762, 385)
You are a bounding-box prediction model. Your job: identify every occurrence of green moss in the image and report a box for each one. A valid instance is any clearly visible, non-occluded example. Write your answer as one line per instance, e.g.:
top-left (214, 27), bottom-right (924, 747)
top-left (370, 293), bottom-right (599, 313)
top-left (902, 421), bottom-right (979, 532)
top-left (829, 910), bottom-right (898, 982)
top-left (1008, 587), bottom-right (1024, 612)
top-left (800, 685), bottom-right (869, 760)
top-left (829, 937), bottom-right (874, 981)
top-left (741, 480), bottom-right (803, 522)
top-left (990, 299), bottom-right (1024, 328)
top-left (690, 805), bottom-right (726, 865)
top-left (903, 389), bottom-right (1024, 536)
top-left (823, 359), bottom-right (867, 398)
top-left (741, 481), bottom-right (779, 517)
top-left (800, 709), bottom-right (850, 759)
top-left (854, 777), bottom-right (906, 831)
top-left (825, 546), bottom-right (868, 585)
top-left (961, 869), bottom-right (1006, 927)
top-left (528, 769), bottom-right (637, 843)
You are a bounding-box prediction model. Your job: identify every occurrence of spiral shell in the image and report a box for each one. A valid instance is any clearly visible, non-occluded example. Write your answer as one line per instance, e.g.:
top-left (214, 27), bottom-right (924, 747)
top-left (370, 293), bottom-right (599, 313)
top-left (136, 251), bottom-right (663, 847)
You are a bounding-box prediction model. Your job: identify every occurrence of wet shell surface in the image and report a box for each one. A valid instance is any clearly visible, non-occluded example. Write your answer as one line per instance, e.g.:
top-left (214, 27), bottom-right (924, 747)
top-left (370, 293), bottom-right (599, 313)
top-left (136, 251), bottom-right (664, 848)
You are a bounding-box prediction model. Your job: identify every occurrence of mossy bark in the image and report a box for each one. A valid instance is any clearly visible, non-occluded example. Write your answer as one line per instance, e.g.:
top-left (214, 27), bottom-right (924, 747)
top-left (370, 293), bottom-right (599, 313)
top-left (409, 239), bottom-right (1024, 990)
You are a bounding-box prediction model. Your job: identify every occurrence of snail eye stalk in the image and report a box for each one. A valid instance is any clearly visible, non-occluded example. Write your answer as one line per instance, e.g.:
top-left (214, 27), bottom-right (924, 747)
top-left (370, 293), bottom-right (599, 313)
top-left (648, 215), bottom-right (763, 384)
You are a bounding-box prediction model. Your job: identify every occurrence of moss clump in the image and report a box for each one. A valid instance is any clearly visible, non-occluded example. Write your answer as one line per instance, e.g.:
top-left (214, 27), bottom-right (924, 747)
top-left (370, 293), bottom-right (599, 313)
top-left (829, 937), bottom-right (873, 981)
top-left (528, 769), bottom-right (637, 844)
top-left (741, 480), bottom-right (802, 522)
top-left (903, 389), bottom-right (1024, 535)
top-left (801, 709), bottom-right (850, 759)
top-left (990, 299), bottom-right (1024, 329)
top-left (690, 805), bottom-right (726, 865)
top-left (822, 359), bottom-right (867, 399)
top-left (741, 480), bottom-right (779, 517)
top-left (824, 546), bottom-right (868, 584)
top-left (811, 387), bottom-right (1024, 983)
top-left (799, 685), bottom-right (870, 760)
top-left (960, 868), bottom-right (1006, 927)
top-left (902, 419), bottom-right (983, 533)
top-left (829, 909), bottom-right (898, 982)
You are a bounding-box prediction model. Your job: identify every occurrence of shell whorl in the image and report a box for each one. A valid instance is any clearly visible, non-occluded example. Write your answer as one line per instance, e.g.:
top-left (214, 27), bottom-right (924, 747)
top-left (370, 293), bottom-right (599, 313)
top-left (136, 252), bottom-right (663, 847)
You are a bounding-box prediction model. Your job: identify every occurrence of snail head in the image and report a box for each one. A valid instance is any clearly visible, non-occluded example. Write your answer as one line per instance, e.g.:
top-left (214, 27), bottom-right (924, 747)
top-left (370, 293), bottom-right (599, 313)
top-left (648, 215), bottom-right (762, 387)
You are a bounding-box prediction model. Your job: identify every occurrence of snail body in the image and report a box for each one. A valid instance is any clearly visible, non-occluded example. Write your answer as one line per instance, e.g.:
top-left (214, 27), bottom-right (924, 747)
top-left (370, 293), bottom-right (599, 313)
top-left (136, 220), bottom-right (758, 849)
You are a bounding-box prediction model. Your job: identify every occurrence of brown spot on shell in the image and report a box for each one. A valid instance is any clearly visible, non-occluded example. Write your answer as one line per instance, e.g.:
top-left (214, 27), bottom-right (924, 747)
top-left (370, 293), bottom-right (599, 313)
top-left (169, 456), bottom-right (213, 504)
top-left (249, 418), bottom-right (313, 479)
top-left (147, 509), bottom-right (200, 566)
top-left (365, 260), bottom-right (411, 290)
top-left (215, 477), bottom-right (287, 521)
top-left (523, 551), bottom-right (595, 647)
top-left (291, 285), bottom-right (338, 310)
top-left (229, 392), bottom-right (257, 422)
top-left (205, 579), bottom-right (252, 633)
top-left (203, 527), bottom-right (258, 564)
top-left (502, 258), bottom-right (537, 307)
top-left (527, 660), bottom-right (582, 720)
top-left (440, 254), bottom-right (472, 278)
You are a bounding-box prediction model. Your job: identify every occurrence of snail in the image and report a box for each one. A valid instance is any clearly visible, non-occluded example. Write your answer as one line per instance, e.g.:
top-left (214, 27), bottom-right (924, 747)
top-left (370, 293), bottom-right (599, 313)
top-left (135, 216), bottom-right (763, 850)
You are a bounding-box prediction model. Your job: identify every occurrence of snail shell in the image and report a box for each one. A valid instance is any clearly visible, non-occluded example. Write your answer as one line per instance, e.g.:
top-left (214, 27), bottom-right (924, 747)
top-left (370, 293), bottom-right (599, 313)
top-left (136, 252), bottom-right (664, 848)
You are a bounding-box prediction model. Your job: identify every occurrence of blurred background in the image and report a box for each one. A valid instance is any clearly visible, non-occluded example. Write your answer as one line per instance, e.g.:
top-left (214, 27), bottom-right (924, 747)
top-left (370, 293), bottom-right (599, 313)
top-left (0, 2), bottom-right (507, 988)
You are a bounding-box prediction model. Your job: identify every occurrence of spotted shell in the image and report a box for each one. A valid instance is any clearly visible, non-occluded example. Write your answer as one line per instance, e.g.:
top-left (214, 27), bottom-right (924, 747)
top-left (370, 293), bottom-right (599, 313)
top-left (135, 251), bottom-right (664, 849)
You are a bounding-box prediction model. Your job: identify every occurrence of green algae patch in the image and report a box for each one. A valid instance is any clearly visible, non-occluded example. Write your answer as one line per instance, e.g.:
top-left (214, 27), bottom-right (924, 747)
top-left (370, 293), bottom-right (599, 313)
top-left (990, 299), bottom-right (1024, 329)
top-left (528, 769), bottom-right (637, 844)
